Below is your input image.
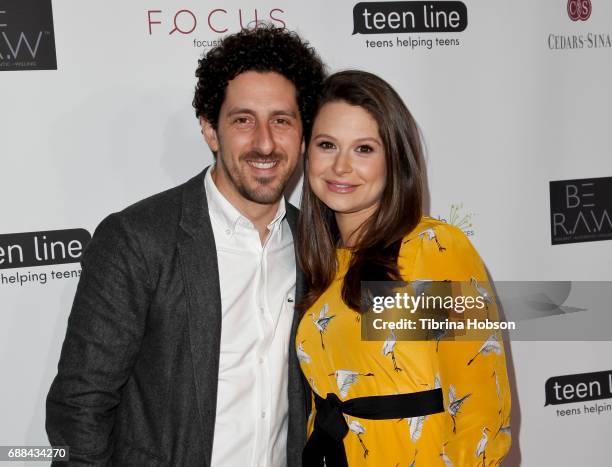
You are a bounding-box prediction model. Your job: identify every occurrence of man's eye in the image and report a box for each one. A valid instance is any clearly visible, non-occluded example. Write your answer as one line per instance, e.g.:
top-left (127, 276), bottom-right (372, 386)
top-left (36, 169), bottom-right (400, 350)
top-left (356, 145), bottom-right (373, 153)
top-left (274, 118), bottom-right (290, 125)
top-left (233, 117), bottom-right (250, 124)
top-left (318, 141), bottom-right (335, 150)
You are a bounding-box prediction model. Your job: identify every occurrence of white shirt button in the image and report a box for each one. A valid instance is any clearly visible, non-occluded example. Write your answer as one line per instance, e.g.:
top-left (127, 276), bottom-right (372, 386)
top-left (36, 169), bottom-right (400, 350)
top-left (224, 228), bottom-right (231, 235)
top-left (261, 411), bottom-right (267, 419)
top-left (258, 357), bottom-right (264, 364)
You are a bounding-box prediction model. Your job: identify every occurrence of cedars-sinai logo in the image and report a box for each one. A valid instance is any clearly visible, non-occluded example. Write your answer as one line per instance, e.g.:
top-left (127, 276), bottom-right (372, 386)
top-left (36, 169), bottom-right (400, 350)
top-left (567, 0), bottom-right (592, 21)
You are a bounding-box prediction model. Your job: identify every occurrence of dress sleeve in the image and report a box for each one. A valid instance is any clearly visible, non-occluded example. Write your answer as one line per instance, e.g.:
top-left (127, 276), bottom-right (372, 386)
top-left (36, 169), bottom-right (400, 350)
top-left (404, 223), bottom-right (512, 466)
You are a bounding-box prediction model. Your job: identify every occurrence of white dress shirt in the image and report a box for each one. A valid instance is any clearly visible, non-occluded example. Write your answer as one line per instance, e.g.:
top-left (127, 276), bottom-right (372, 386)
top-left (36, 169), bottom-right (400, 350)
top-left (205, 167), bottom-right (296, 467)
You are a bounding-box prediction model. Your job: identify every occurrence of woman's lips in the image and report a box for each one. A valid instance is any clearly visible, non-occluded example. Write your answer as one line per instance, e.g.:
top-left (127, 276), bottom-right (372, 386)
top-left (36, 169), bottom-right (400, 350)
top-left (326, 180), bottom-right (358, 194)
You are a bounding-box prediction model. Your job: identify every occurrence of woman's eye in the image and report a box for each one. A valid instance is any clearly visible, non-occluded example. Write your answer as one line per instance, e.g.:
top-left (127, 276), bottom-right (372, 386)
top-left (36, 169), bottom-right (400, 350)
top-left (318, 141), bottom-right (335, 150)
top-left (356, 144), bottom-right (374, 153)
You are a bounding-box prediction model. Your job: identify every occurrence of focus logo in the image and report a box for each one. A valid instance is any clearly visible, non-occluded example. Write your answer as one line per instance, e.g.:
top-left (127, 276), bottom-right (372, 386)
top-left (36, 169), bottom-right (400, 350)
top-left (147, 8), bottom-right (286, 36)
top-left (0, 0), bottom-right (57, 71)
top-left (567, 0), bottom-right (592, 22)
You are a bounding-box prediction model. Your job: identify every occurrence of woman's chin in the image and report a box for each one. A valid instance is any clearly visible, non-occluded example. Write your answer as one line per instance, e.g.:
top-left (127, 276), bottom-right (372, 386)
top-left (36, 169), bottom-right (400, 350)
top-left (319, 199), bottom-right (357, 214)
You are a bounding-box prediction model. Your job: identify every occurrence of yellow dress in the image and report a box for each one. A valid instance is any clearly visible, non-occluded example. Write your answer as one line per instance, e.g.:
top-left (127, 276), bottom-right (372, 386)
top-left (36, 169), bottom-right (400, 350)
top-left (296, 217), bottom-right (511, 466)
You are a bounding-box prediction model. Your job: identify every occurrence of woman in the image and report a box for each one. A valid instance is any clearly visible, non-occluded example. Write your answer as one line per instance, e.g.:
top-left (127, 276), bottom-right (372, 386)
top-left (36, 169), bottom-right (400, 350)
top-left (296, 70), bottom-right (511, 466)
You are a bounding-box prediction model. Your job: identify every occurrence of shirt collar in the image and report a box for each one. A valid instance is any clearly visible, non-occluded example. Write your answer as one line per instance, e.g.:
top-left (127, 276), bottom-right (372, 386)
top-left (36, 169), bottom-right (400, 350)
top-left (204, 164), bottom-right (287, 234)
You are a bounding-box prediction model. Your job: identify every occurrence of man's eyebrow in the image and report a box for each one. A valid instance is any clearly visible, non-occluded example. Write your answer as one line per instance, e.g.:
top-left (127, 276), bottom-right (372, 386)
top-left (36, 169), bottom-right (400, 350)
top-left (270, 109), bottom-right (298, 118)
top-left (226, 107), bottom-right (255, 116)
top-left (225, 108), bottom-right (298, 118)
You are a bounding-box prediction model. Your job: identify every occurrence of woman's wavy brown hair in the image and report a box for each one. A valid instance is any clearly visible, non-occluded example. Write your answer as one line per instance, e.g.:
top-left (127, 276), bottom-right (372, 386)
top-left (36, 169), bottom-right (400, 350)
top-left (298, 70), bottom-right (426, 313)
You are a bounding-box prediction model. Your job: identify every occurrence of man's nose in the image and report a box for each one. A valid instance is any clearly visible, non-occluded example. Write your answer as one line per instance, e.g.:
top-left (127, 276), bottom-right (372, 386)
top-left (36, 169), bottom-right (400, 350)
top-left (253, 122), bottom-right (275, 155)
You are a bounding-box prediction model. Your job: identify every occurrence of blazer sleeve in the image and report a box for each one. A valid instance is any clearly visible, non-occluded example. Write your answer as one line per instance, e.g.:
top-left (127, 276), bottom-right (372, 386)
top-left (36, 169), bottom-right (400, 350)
top-left (46, 213), bottom-right (152, 465)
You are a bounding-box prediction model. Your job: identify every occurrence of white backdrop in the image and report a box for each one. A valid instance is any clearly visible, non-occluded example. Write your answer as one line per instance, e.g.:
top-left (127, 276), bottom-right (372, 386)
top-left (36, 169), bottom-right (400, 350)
top-left (1, 0), bottom-right (611, 465)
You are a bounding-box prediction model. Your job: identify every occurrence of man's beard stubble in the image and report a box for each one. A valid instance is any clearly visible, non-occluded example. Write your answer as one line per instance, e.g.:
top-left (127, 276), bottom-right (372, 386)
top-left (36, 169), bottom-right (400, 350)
top-left (219, 149), bottom-right (291, 205)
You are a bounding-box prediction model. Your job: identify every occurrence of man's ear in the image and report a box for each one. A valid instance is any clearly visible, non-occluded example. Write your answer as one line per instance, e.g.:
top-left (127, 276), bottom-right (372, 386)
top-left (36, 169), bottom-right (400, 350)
top-left (200, 117), bottom-right (219, 153)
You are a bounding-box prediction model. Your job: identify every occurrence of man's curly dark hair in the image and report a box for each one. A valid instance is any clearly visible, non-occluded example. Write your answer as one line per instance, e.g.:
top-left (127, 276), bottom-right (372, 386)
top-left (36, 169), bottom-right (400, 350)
top-left (192, 24), bottom-right (326, 132)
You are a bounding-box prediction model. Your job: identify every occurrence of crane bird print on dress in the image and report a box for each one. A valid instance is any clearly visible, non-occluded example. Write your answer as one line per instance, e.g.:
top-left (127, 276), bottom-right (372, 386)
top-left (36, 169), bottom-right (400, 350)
top-left (497, 424), bottom-right (511, 437)
top-left (407, 415), bottom-right (426, 442)
top-left (434, 373), bottom-right (442, 390)
top-left (493, 415), bottom-right (511, 439)
top-left (307, 377), bottom-right (319, 396)
top-left (410, 279), bottom-right (449, 350)
top-left (297, 341), bottom-right (311, 364)
top-left (492, 369), bottom-right (503, 415)
top-left (467, 333), bottom-right (502, 366)
top-left (448, 384), bottom-right (471, 434)
top-left (411, 279), bottom-right (433, 296)
top-left (440, 442), bottom-right (453, 467)
top-left (409, 449), bottom-right (418, 467)
top-left (346, 417), bottom-right (369, 458)
top-left (329, 369), bottom-right (375, 398)
top-left (382, 330), bottom-right (402, 372)
top-left (492, 369), bottom-right (501, 398)
top-left (311, 303), bottom-right (335, 350)
top-left (417, 228), bottom-right (446, 252)
top-left (426, 325), bottom-right (447, 352)
top-left (475, 427), bottom-right (490, 467)
top-left (399, 374), bottom-right (441, 442)
top-left (469, 277), bottom-right (493, 309)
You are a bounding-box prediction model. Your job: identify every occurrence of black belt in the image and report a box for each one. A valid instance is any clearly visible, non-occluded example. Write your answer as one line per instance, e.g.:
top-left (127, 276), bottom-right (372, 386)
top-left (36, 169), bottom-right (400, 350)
top-left (302, 388), bottom-right (444, 467)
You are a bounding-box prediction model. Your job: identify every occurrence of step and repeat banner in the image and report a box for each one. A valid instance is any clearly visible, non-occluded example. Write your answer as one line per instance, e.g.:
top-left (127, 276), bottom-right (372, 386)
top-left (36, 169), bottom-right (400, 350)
top-left (1, 0), bottom-right (611, 465)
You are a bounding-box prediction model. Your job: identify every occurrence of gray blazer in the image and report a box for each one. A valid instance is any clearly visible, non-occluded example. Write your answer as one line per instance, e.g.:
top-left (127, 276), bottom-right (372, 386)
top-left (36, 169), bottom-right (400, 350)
top-left (46, 168), bottom-right (309, 466)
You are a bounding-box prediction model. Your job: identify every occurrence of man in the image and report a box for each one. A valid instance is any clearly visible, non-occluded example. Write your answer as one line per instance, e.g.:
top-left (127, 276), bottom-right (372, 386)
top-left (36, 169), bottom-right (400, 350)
top-left (46, 25), bottom-right (325, 466)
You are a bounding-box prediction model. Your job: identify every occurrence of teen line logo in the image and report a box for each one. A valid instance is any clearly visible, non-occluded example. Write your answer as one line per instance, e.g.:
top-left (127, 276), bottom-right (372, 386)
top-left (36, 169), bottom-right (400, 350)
top-left (0, 229), bottom-right (91, 287)
top-left (352, 1), bottom-right (468, 51)
top-left (0, 229), bottom-right (90, 270)
top-left (545, 370), bottom-right (612, 418)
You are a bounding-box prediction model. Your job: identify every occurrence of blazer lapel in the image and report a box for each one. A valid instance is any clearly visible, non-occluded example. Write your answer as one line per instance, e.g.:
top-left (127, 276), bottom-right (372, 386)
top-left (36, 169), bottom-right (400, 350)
top-left (285, 202), bottom-right (309, 464)
top-left (177, 167), bottom-right (221, 466)
top-left (285, 202), bottom-right (306, 304)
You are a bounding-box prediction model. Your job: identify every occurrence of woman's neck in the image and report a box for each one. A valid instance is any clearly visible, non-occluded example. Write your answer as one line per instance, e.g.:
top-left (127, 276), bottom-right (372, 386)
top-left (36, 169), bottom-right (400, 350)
top-left (335, 204), bottom-right (378, 247)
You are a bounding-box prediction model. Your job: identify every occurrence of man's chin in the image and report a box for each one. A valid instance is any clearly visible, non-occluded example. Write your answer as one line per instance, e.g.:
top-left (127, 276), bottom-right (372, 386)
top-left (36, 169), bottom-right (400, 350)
top-left (240, 182), bottom-right (285, 205)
